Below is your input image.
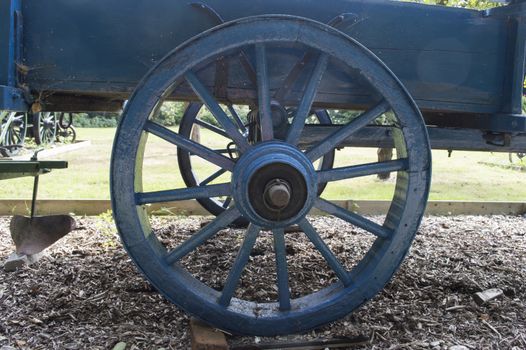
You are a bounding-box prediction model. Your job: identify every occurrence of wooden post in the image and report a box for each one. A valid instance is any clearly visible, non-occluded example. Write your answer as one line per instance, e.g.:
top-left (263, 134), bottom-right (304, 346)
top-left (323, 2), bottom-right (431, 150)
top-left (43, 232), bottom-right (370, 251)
top-left (377, 148), bottom-right (393, 180)
top-left (190, 318), bottom-right (228, 350)
top-left (191, 124), bottom-right (201, 144)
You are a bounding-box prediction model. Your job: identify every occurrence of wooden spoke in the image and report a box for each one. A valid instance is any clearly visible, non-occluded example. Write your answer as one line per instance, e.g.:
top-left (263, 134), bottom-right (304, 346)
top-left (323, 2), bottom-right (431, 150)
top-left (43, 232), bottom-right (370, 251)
top-left (218, 224), bottom-right (261, 306)
top-left (222, 196), bottom-right (233, 209)
top-left (165, 207), bottom-right (240, 265)
top-left (315, 198), bottom-right (392, 239)
top-left (200, 168), bottom-right (227, 186)
top-left (273, 228), bottom-right (291, 311)
top-left (136, 183), bottom-right (231, 205)
top-left (255, 44), bottom-right (274, 141)
top-left (286, 53), bottom-right (329, 145)
top-left (145, 121), bottom-right (235, 171)
top-left (317, 159), bottom-right (408, 183)
top-left (299, 219), bottom-right (352, 286)
top-left (194, 119), bottom-right (231, 139)
top-left (227, 105), bottom-right (248, 135)
top-left (306, 101), bottom-right (390, 161)
top-left (185, 71), bottom-right (249, 152)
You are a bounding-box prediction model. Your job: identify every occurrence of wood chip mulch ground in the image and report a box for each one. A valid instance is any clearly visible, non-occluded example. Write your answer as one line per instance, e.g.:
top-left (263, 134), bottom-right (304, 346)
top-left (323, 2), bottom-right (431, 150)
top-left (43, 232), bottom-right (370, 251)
top-left (0, 215), bottom-right (524, 350)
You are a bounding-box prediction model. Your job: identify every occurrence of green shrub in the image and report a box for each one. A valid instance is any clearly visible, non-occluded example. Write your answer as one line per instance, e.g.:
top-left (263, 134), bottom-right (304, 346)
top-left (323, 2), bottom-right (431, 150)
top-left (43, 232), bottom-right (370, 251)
top-left (155, 102), bottom-right (187, 126)
top-left (73, 113), bottom-right (119, 128)
top-left (72, 102), bottom-right (189, 128)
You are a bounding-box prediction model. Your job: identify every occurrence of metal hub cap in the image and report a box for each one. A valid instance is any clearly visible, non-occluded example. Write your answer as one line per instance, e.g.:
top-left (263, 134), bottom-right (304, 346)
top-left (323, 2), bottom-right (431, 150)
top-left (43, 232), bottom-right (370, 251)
top-left (264, 179), bottom-right (291, 209)
top-left (232, 142), bottom-right (317, 228)
top-left (248, 162), bottom-right (307, 221)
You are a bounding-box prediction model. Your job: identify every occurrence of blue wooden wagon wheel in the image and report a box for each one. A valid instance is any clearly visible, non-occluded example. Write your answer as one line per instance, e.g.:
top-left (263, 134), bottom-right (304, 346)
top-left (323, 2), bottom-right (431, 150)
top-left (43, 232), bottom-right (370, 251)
top-left (111, 16), bottom-right (431, 335)
top-left (176, 102), bottom-right (335, 225)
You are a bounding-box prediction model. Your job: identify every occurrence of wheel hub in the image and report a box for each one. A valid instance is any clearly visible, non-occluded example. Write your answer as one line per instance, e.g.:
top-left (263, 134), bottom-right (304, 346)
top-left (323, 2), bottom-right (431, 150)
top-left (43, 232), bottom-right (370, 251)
top-left (232, 142), bottom-right (317, 227)
top-left (248, 162), bottom-right (307, 221)
top-left (248, 102), bottom-right (289, 143)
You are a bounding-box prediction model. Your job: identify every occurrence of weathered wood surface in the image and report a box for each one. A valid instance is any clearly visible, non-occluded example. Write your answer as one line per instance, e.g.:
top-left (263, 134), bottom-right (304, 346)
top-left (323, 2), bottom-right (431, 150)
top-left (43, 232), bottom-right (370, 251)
top-left (190, 318), bottom-right (228, 350)
top-left (13, 0), bottom-right (522, 115)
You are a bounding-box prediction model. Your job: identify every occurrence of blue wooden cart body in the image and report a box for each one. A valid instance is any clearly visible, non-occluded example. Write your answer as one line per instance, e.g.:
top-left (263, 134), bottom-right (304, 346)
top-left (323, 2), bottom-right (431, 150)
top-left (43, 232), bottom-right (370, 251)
top-left (1, 0), bottom-right (526, 138)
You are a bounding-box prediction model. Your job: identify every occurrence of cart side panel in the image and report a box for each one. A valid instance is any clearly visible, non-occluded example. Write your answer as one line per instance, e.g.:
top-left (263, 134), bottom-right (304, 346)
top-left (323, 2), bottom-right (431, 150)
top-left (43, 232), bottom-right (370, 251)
top-left (20, 0), bottom-right (511, 114)
top-left (0, 0), bottom-right (12, 87)
top-left (0, 0), bottom-right (28, 111)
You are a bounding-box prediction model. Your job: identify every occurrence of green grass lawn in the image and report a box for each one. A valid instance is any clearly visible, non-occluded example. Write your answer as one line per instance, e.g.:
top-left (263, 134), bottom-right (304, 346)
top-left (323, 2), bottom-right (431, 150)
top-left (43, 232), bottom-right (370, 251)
top-left (1, 127), bottom-right (525, 201)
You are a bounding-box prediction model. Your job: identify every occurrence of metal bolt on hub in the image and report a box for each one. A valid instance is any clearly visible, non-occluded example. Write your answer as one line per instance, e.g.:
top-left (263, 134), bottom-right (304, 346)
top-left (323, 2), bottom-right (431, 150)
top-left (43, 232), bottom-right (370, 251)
top-left (264, 179), bottom-right (292, 210)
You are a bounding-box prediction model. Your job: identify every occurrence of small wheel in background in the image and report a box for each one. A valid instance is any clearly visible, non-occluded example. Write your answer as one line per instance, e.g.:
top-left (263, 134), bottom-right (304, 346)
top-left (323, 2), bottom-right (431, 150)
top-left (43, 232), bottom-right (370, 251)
top-left (33, 112), bottom-right (57, 145)
top-left (1, 112), bottom-right (27, 156)
top-left (4, 112), bottom-right (27, 146)
top-left (56, 125), bottom-right (77, 144)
